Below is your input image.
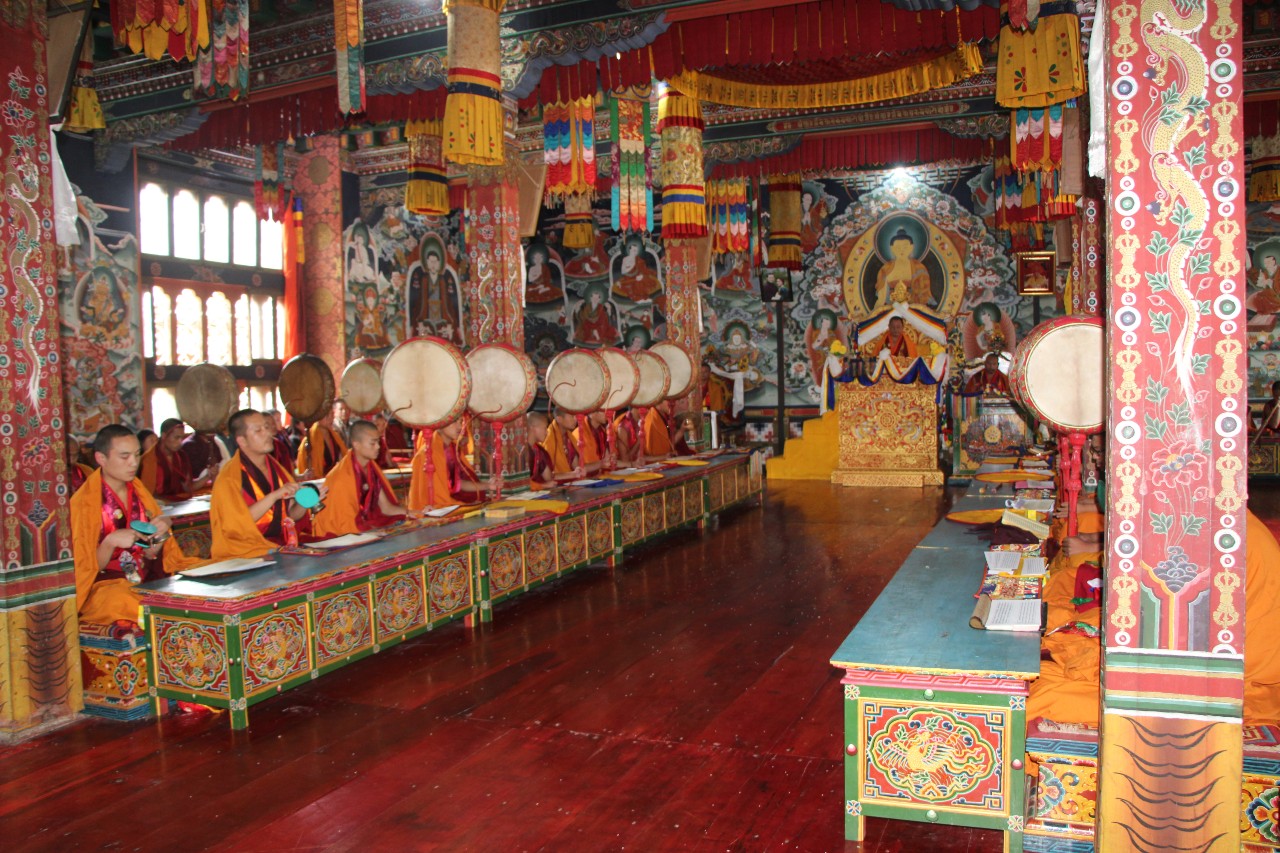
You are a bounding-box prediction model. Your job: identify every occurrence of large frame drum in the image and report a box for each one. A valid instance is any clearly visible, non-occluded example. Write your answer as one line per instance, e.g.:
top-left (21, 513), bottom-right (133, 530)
top-left (176, 364), bottom-right (238, 433)
top-left (545, 349), bottom-right (612, 415)
top-left (381, 337), bottom-right (472, 429)
top-left (650, 342), bottom-right (695, 400)
top-left (1009, 316), bottom-right (1105, 435)
top-left (466, 344), bottom-right (538, 423)
top-left (598, 347), bottom-right (640, 412)
top-left (279, 354), bottom-right (336, 424)
top-left (631, 350), bottom-right (672, 408)
top-left (340, 358), bottom-right (384, 417)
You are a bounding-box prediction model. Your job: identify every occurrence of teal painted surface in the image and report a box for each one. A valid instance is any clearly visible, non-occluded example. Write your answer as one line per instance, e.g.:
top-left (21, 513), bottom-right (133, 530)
top-left (831, 491), bottom-right (1042, 678)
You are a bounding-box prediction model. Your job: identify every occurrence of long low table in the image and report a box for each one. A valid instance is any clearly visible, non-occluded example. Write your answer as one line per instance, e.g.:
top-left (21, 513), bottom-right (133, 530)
top-left (139, 454), bottom-right (763, 729)
top-left (830, 486), bottom-right (1041, 853)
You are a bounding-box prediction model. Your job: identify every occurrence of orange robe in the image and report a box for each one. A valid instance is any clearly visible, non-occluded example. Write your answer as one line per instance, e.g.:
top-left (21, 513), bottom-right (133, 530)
top-left (643, 407), bottom-right (674, 458)
top-left (882, 332), bottom-right (918, 360)
top-left (139, 445), bottom-right (194, 499)
top-left (71, 469), bottom-right (204, 624)
top-left (614, 412), bottom-right (642, 461)
top-left (407, 432), bottom-right (454, 511)
top-left (212, 451), bottom-right (297, 560)
top-left (296, 423), bottom-right (347, 477)
top-left (964, 369), bottom-right (1011, 395)
top-left (313, 451), bottom-right (401, 537)
top-left (542, 421), bottom-right (579, 474)
top-left (1244, 511), bottom-right (1280, 724)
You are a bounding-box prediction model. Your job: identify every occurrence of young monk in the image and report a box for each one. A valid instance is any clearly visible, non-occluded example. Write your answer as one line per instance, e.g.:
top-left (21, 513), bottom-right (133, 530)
top-left (140, 418), bottom-right (215, 500)
top-left (543, 407), bottom-right (587, 479)
top-left (526, 412), bottom-right (557, 489)
top-left (212, 409), bottom-right (326, 560)
top-left (71, 424), bottom-right (202, 626)
top-left (67, 436), bottom-right (94, 492)
top-left (264, 409), bottom-right (297, 471)
top-left (642, 398), bottom-right (677, 461)
top-left (312, 419), bottom-right (409, 537)
top-left (296, 409), bottom-right (347, 479)
top-left (572, 410), bottom-right (611, 475)
top-left (613, 408), bottom-right (647, 467)
top-left (406, 418), bottom-right (493, 510)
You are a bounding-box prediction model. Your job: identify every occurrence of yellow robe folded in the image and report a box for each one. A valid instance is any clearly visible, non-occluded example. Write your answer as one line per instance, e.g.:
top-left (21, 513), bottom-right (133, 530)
top-left (212, 452), bottom-right (296, 560)
top-left (71, 469), bottom-right (206, 624)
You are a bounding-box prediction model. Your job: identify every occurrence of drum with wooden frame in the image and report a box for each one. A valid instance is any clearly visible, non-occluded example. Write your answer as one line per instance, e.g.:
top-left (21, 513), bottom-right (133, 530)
top-left (176, 363), bottom-right (238, 433)
top-left (598, 347), bottom-right (640, 411)
top-left (1008, 316), bottom-right (1105, 435)
top-left (466, 343), bottom-right (538, 423)
top-left (631, 350), bottom-right (672, 408)
top-left (650, 342), bottom-right (696, 400)
top-left (339, 358), bottom-right (384, 417)
top-left (381, 336), bottom-right (472, 429)
top-left (545, 348), bottom-right (612, 415)
top-left (278, 354), bottom-right (336, 424)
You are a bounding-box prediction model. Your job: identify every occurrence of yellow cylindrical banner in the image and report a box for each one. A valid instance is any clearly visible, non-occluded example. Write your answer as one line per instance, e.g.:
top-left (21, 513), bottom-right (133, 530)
top-left (657, 87), bottom-right (707, 239)
top-left (443, 0), bottom-right (508, 166)
top-left (406, 119), bottom-right (449, 217)
top-left (767, 174), bottom-right (802, 271)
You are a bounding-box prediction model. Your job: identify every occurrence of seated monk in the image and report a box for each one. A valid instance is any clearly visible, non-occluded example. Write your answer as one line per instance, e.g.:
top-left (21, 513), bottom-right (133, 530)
top-left (544, 407), bottom-right (587, 480)
top-left (573, 410), bottom-right (612, 475)
top-left (406, 418), bottom-right (493, 510)
top-left (871, 316), bottom-right (918, 361)
top-left (1258, 381), bottom-right (1280, 435)
top-left (181, 431), bottom-right (225, 484)
top-left (526, 413), bottom-right (557, 489)
top-left (295, 411), bottom-right (348, 479)
top-left (72, 424), bottom-right (202, 625)
top-left (264, 409), bottom-right (297, 472)
top-left (140, 418), bottom-right (216, 500)
top-left (964, 353), bottom-right (1011, 396)
top-left (642, 399), bottom-right (677, 461)
top-left (1028, 504), bottom-right (1280, 727)
top-left (614, 409), bottom-right (646, 466)
top-left (312, 419), bottom-right (408, 537)
top-left (212, 409), bottom-right (326, 560)
top-left (67, 436), bottom-right (94, 493)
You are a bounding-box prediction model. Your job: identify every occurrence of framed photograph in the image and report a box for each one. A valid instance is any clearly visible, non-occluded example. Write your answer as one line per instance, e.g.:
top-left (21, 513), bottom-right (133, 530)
top-left (760, 268), bottom-right (794, 304)
top-left (1016, 251), bottom-right (1056, 296)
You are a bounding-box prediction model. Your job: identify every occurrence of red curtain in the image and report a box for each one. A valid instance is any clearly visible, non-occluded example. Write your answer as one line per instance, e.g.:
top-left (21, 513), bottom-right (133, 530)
top-left (709, 128), bottom-right (991, 179)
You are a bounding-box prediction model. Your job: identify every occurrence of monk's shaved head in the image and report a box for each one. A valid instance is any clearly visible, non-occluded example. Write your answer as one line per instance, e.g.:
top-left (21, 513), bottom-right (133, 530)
top-left (526, 412), bottom-right (548, 429)
top-left (349, 419), bottom-right (378, 444)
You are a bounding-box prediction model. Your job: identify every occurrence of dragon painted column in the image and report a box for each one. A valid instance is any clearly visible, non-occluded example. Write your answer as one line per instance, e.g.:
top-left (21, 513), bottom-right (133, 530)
top-left (1099, 0), bottom-right (1247, 849)
top-left (0, 2), bottom-right (83, 740)
top-left (463, 97), bottom-right (529, 487)
top-left (295, 135), bottom-right (348, 377)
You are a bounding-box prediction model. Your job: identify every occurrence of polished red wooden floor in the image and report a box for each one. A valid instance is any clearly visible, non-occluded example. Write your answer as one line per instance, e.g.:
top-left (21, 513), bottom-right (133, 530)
top-left (2, 480), bottom-right (1085, 852)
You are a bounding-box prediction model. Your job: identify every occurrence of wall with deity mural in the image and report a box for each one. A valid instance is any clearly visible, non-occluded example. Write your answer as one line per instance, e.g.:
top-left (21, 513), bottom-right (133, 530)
top-left (350, 165), bottom-right (1069, 413)
top-left (57, 189), bottom-right (145, 444)
top-left (1245, 202), bottom-right (1280, 398)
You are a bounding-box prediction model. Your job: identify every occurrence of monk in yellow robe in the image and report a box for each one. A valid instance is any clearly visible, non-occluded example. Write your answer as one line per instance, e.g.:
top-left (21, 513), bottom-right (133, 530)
top-left (212, 409), bottom-right (325, 560)
top-left (296, 411), bottom-right (348, 479)
top-left (72, 425), bottom-right (204, 625)
top-left (642, 399), bottom-right (676, 460)
top-left (613, 409), bottom-right (646, 466)
top-left (573, 410), bottom-right (611, 475)
top-left (406, 418), bottom-right (492, 510)
top-left (313, 420), bottom-right (408, 537)
top-left (869, 316), bottom-right (918, 361)
top-left (526, 413), bottom-right (557, 488)
top-left (543, 408), bottom-right (587, 480)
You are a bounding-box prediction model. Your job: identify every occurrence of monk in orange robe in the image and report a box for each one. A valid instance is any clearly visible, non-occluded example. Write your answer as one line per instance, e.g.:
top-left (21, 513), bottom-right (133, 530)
top-left (614, 409), bottom-right (647, 466)
top-left (67, 436), bottom-right (94, 493)
top-left (872, 316), bottom-right (918, 361)
top-left (543, 408), bottom-right (587, 480)
top-left (642, 399), bottom-right (676, 460)
top-left (212, 409), bottom-right (325, 560)
top-left (72, 424), bottom-right (204, 626)
top-left (964, 353), bottom-right (1012, 396)
top-left (406, 418), bottom-right (492, 510)
top-left (572, 411), bottom-right (611, 474)
top-left (313, 420), bottom-right (408, 537)
top-left (140, 418), bottom-right (216, 500)
top-left (295, 411), bottom-right (348, 479)
top-left (264, 409), bottom-right (297, 472)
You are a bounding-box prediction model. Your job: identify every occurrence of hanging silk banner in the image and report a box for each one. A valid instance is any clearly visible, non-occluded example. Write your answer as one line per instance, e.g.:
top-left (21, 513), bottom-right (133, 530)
top-left (293, 196), bottom-right (306, 264)
top-left (110, 0), bottom-right (209, 61)
top-left (707, 179), bottom-right (748, 257)
top-left (255, 143), bottom-right (288, 223)
top-left (443, 0), bottom-right (508, 166)
top-left (406, 119), bottom-right (449, 217)
top-left (657, 87), bottom-right (706, 239)
top-left (995, 0), bottom-right (1085, 108)
top-left (563, 193), bottom-right (595, 250)
top-left (767, 173), bottom-right (802, 271)
top-left (544, 98), bottom-right (596, 200)
top-left (195, 0), bottom-right (249, 101)
top-left (64, 37), bottom-right (105, 133)
top-left (610, 94), bottom-right (652, 234)
top-left (335, 0), bottom-right (366, 114)
top-left (1011, 104), bottom-right (1065, 173)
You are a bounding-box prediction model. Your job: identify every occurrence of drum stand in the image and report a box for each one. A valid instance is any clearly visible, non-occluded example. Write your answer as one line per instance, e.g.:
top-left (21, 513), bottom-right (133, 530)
top-left (490, 423), bottom-right (506, 501)
top-left (605, 410), bottom-right (618, 473)
top-left (1059, 431), bottom-right (1086, 538)
top-left (576, 415), bottom-right (590, 476)
top-left (421, 427), bottom-right (437, 509)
